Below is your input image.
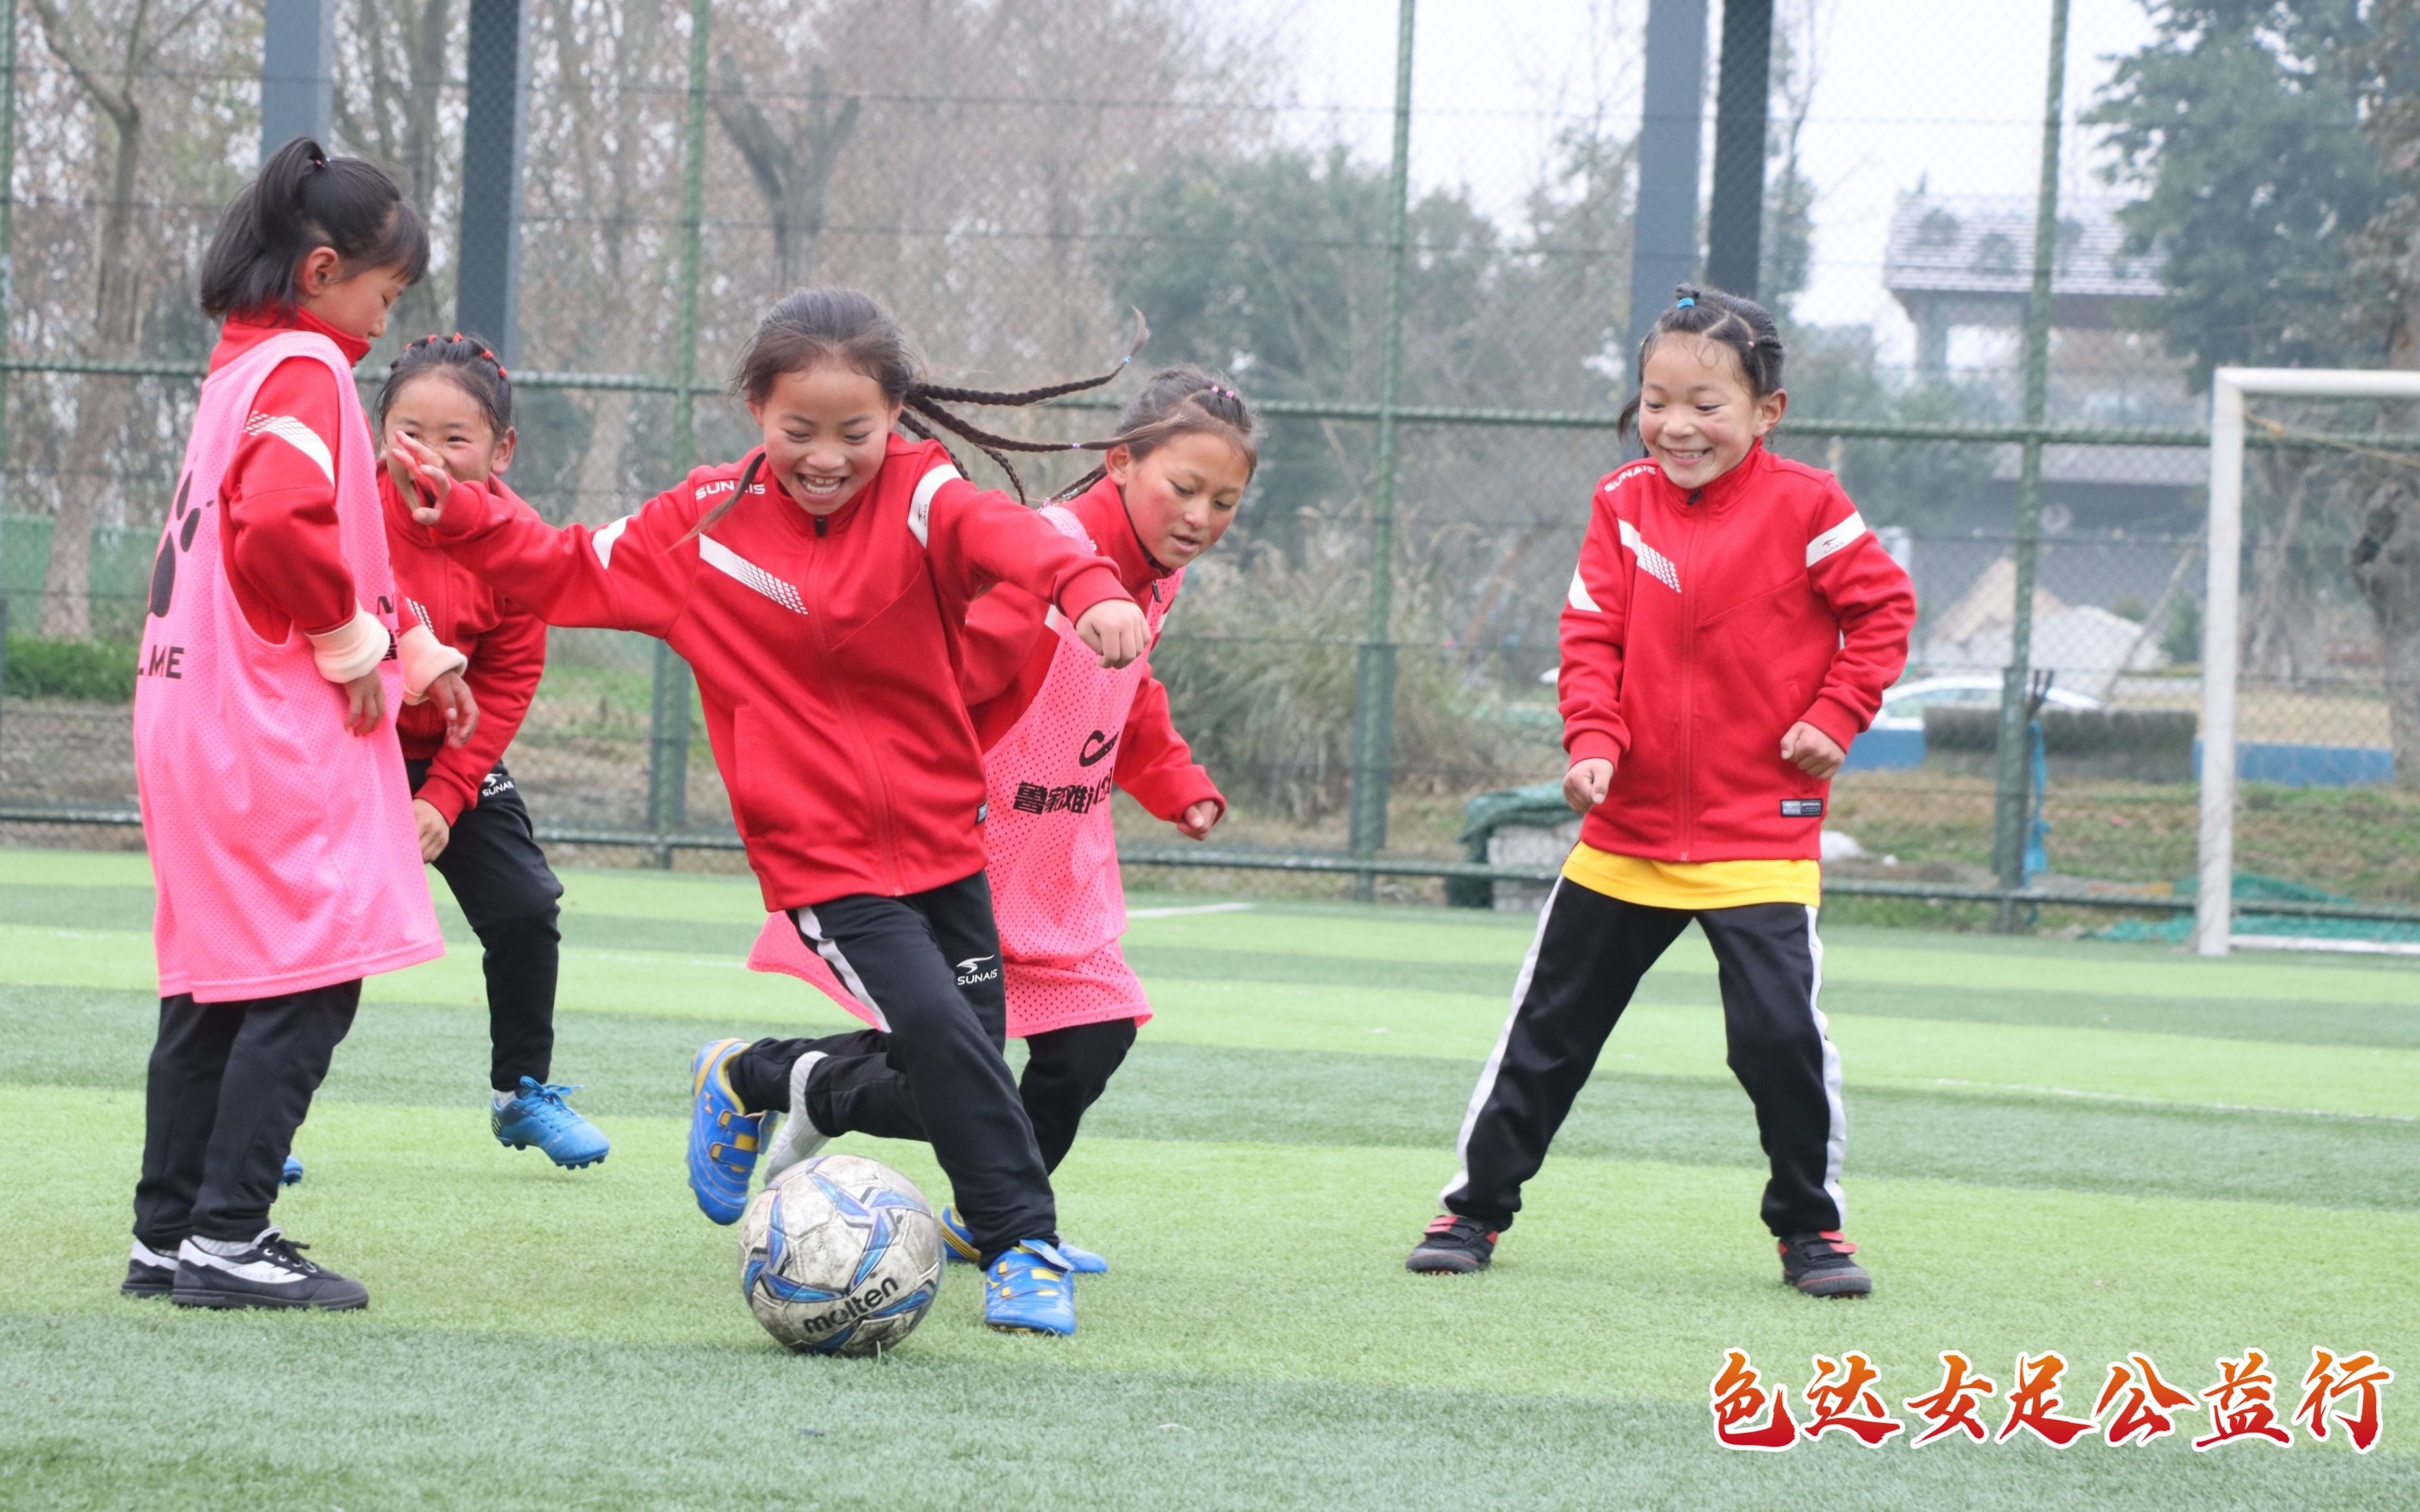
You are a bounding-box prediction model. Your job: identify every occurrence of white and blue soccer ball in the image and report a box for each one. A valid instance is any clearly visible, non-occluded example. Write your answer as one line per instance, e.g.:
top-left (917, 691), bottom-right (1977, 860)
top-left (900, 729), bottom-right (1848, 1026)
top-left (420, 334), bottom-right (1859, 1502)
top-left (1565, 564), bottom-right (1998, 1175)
top-left (738, 1153), bottom-right (944, 1356)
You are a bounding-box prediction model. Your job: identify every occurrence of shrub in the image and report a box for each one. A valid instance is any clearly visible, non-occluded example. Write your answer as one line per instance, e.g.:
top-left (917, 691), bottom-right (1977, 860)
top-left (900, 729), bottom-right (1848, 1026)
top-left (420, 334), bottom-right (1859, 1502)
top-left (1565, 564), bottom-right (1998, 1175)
top-left (3, 635), bottom-right (138, 702)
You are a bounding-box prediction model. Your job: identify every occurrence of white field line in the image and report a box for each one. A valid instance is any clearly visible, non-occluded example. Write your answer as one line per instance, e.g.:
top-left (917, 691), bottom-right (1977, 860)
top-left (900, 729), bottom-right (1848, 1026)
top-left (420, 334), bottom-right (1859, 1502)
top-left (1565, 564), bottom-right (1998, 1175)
top-left (1127, 902), bottom-right (1257, 919)
top-left (2230, 934), bottom-right (2420, 958)
top-left (1925, 1077), bottom-right (2419, 1124)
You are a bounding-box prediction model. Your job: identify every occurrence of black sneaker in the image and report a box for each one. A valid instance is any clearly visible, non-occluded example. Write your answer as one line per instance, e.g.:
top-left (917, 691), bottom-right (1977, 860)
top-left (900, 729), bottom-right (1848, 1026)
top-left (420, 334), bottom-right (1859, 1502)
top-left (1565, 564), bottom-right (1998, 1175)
top-left (121, 1240), bottom-right (177, 1299)
top-left (1406, 1214), bottom-right (1498, 1274)
top-left (171, 1228), bottom-right (369, 1311)
top-left (1778, 1230), bottom-right (1872, 1298)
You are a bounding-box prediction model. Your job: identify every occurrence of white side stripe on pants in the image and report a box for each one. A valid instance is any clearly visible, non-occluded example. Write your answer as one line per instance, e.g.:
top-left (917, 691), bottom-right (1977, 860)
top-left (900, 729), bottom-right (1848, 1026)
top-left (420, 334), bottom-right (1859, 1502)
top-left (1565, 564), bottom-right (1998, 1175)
top-left (789, 906), bottom-right (893, 1032)
top-left (1440, 876), bottom-right (1565, 1206)
top-left (1804, 904), bottom-right (1847, 1228)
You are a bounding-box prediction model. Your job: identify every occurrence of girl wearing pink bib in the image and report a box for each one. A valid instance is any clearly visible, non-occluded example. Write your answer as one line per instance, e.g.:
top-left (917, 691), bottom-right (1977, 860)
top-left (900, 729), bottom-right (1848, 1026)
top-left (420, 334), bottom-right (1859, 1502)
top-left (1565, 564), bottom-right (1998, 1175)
top-left (125, 139), bottom-right (455, 1313)
top-left (747, 370), bottom-right (1259, 1268)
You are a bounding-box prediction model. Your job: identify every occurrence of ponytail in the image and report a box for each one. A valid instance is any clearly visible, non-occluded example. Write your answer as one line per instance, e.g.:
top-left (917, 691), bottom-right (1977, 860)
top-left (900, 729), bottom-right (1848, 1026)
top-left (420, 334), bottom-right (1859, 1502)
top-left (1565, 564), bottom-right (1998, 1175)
top-left (200, 135), bottom-right (430, 319)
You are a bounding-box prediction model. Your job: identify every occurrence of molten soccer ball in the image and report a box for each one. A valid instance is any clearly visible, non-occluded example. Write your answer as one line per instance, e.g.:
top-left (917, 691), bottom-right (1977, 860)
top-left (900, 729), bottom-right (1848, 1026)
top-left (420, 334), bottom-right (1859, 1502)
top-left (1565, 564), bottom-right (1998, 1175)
top-left (738, 1153), bottom-right (944, 1356)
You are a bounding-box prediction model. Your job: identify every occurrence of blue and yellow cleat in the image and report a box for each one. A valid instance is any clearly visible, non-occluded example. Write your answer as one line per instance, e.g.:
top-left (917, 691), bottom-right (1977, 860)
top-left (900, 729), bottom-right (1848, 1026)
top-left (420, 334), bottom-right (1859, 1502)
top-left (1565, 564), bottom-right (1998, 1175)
top-left (686, 1038), bottom-right (764, 1224)
top-left (983, 1240), bottom-right (1077, 1336)
top-left (280, 1155), bottom-right (304, 1187)
top-left (493, 1077), bottom-right (611, 1170)
top-left (941, 1204), bottom-right (1106, 1274)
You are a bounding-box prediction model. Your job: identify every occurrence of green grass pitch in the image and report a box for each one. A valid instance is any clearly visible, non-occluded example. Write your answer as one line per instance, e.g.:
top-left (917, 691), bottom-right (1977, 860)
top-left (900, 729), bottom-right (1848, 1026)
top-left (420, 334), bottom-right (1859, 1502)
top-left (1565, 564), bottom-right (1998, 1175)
top-left (1, 847), bottom-right (2414, 1508)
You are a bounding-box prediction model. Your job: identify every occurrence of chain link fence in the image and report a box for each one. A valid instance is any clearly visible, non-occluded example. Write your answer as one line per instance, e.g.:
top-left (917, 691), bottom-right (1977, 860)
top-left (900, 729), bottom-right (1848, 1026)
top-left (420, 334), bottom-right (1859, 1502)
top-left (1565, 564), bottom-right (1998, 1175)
top-left (5, 1), bottom-right (2419, 932)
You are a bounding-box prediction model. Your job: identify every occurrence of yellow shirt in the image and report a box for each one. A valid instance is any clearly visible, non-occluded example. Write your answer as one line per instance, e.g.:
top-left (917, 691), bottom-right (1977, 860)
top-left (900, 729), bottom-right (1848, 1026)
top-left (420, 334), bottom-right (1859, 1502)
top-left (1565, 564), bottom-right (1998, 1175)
top-left (1561, 842), bottom-right (1821, 910)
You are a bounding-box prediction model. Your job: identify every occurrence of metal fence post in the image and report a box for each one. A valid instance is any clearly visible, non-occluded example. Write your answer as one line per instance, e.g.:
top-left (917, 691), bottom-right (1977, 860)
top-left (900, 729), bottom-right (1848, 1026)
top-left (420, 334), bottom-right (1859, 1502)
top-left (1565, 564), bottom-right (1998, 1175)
top-left (647, 0), bottom-right (712, 866)
top-left (1628, 0), bottom-right (1707, 354)
top-left (1704, 0), bottom-right (1772, 297)
top-left (258, 0), bottom-right (335, 159)
top-left (1991, 0), bottom-right (2069, 932)
top-left (0, 0), bottom-right (14, 744)
top-left (1348, 0), bottom-right (1416, 901)
top-left (456, 0), bottom-right (531, 365)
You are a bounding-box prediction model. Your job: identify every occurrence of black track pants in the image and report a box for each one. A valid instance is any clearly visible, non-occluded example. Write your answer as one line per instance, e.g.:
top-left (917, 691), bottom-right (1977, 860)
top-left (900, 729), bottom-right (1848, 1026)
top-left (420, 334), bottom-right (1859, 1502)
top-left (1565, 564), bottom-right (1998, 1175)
top-left (133, 980), bottom-right (360, 1248)
top-left (1020, 1017), bottom-right (1138, 1173)
top-left (727, 870), bottom-right (1055, 1266)
top-left (410, 760), bottom-right (565, 1089)
top-left (1440, 879), bottom-right (1846, 1238)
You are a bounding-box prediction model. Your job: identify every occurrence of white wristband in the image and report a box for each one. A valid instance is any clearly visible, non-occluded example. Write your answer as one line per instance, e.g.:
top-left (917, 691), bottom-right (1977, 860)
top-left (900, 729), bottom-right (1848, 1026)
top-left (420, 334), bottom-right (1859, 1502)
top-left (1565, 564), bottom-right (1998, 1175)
top-left (396, 623), bottom-right (469, 703)
top-left (306, 605), bottom-right (388, 684)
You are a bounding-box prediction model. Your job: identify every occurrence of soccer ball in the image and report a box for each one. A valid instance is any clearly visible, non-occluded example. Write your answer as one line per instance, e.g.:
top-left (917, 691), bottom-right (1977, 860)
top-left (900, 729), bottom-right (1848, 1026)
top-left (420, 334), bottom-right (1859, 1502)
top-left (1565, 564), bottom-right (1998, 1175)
top-left (738, 1153), bottom-right (944, 1356)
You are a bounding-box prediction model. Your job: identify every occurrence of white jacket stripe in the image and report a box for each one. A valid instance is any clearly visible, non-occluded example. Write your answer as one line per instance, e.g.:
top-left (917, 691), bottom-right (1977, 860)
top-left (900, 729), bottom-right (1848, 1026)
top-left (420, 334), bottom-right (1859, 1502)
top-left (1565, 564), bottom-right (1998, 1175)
top-left (1806, 510), bottom-right (1868, 568)
top-left (242, 413), bottom-right (333, 484)
top-left (908, 463), bottom-right (963, 548)
top-left (698, 535), bottom-right (808, 614)
top-left (591, 516), bottom-right (633, 570)
top-left (1566, 567), bottom-right (1602, 613)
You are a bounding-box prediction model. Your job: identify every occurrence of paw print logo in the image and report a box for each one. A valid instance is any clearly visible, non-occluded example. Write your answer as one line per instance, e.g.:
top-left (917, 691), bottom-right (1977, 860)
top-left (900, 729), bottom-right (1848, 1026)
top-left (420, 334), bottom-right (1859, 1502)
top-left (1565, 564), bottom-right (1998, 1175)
top-left (148, 471), bottom-right (201, 618)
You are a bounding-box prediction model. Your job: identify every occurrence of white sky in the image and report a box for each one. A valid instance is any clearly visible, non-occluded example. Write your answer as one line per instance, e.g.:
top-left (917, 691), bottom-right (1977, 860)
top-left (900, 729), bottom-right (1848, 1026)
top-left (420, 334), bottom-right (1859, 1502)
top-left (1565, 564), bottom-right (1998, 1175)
top-left (1238, 1), bottom-right (2163, 365)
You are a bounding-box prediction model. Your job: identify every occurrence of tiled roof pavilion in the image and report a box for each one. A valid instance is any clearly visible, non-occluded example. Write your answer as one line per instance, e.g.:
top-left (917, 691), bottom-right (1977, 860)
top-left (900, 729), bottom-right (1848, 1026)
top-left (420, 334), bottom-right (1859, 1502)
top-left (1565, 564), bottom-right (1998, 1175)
top-left (1885, 193), bottom-right (2165, 370)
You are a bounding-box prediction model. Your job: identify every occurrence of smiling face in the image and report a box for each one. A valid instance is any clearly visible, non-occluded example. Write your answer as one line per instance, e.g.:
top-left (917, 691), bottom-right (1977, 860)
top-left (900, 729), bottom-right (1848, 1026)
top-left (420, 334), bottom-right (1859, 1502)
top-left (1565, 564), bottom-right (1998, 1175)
top-left (383, 372), bottom-right (513, 489)
top-left (748, 361), bottom-right (903, 516)
top-left (1109, 429), bottom-right (1252, 568)
top-left (1634, 335), bottom-right (1787, 491)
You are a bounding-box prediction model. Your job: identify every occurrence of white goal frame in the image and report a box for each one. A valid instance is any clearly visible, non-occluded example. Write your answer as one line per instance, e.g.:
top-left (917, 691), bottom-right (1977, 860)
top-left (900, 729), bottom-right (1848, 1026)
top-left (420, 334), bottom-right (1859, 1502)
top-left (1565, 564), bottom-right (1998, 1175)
top-left (2196, 367), bottom-right (2420, 955)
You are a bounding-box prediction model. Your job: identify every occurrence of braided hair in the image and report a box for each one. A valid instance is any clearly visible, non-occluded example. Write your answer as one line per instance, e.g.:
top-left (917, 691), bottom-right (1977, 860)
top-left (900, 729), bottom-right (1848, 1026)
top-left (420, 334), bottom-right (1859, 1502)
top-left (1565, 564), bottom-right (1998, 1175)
top-left (375, 331), bottom-right (515, 440)
top-left (729, 288), bottom-right (1146, 516)
top-left (1616, 284), bottom-right (1785, 437)
top-left (1052, 366), bottom-right (1261, 502)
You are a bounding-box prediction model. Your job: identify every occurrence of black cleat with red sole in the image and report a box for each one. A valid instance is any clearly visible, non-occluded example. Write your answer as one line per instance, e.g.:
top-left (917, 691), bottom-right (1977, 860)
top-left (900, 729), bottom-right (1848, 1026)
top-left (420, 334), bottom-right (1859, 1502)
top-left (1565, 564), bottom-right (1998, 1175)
top-left (1779, 1230), bottom-right (1872, 1297)
top-left (1406, 1214), bottom-right (1498, 1274)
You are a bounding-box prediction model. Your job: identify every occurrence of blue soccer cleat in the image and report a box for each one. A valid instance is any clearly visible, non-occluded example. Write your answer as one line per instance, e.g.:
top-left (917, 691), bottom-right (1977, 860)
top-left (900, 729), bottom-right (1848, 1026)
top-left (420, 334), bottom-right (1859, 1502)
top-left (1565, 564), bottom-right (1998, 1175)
top-left (280, 1155), bottom-right (305, 1187)
top-left (687, 1038), bottom-right (764, 1224)
top-left (940, 1204), bottom-right (1106, 1274)
top-left (492, 1077), bottom-right (611, 1170)
top-left (983, 1240), bottom-right (1077, 1336)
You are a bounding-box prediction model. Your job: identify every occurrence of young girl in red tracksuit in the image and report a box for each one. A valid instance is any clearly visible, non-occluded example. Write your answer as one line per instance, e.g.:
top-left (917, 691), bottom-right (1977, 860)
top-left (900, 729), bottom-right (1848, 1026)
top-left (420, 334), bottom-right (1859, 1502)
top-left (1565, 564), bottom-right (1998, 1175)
top-left (399, 288), bottom-right (1150, 1337)
top-left (1407, 286), bottom-right (1916, 1296)
top-left (745, 369), bottom-right (1257, 1272)
top-left (374, 333), bottom-right (608, 1169)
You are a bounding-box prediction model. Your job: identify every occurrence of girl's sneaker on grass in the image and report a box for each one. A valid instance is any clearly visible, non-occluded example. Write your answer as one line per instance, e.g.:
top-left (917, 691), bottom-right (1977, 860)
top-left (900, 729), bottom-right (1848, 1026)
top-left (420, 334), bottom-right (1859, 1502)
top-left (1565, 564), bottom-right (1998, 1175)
top-left (171, 1228), bottom-right (369, 1311)
top-left (1778, 1230), bottom-right (1872, 1297)
top-left (940, 1204), bottom-right (1107, 1274)
top-left (121, 1240), bottom-right (177, 1299)
top-left (686, 1039), bottom-right (763, 1224)
top-left (1405, 1214), bottom-right (1497, 1274)
top-left (983, 1240), bottom-right (1077, 1336)
top-left (492, 1077), bottom-right (611, 1169)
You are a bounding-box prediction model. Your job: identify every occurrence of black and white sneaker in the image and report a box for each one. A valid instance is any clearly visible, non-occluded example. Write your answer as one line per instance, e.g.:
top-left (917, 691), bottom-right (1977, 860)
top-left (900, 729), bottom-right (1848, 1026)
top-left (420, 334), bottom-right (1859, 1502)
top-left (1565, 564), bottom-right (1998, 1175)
top-left (1778, 1230), bottom-right (1872, 1298)
top-left (1406, 1213), bottom-right (1498, 1274)
top-left (121, 1239), bottom-right (178, 1299)
top-left (172, 1227), bottom-right (369, 1311)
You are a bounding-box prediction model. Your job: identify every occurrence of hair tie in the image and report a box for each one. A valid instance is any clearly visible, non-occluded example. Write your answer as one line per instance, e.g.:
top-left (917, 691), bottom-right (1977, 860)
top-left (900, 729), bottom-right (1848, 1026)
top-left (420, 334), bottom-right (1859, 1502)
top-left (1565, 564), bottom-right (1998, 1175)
top-left (1674, 296), bottom-right (1696, 308)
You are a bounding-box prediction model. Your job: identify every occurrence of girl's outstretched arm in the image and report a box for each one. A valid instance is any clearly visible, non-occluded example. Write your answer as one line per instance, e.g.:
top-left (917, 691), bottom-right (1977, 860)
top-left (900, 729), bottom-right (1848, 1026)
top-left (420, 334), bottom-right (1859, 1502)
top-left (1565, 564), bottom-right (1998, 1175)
top-left (916, 464), bottom-right (1140, 663)
top-left (1799, 486), bottom-right (1916, 753)
top-left (408, 437), bottom-right (701, 640)
top-left (1114, 669), bottom-right (1222, 827)
top-left (1558, 480), bottom-right (1636, 771)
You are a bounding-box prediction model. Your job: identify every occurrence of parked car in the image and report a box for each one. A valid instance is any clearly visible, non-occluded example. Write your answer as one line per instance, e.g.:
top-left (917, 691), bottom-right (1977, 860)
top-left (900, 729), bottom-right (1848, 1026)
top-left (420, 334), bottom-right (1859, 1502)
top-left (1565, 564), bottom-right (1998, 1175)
top-left (1872, 675), bottom-right (2102, 732)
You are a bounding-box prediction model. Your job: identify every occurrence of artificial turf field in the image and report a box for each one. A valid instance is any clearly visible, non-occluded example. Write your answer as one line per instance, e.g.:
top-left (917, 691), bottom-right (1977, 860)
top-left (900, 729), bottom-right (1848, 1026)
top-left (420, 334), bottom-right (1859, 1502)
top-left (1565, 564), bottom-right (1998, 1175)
top-left (0, 847), bottom-right (2414, 1509)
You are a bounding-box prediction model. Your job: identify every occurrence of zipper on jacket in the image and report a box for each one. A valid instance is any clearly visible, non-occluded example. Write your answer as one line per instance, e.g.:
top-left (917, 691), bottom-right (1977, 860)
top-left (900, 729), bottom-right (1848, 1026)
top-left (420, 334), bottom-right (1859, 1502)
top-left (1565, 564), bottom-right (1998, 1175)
top-left (814, 515), bottom-right (827, 538)
top-left (1676, 501), bottom-right (1702, 860)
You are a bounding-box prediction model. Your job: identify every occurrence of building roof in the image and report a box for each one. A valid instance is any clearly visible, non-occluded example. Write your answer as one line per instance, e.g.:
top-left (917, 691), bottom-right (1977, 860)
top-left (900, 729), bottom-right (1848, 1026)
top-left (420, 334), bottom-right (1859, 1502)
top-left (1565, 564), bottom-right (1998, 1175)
top-left (1886, 193), bottom-right (2165, 302)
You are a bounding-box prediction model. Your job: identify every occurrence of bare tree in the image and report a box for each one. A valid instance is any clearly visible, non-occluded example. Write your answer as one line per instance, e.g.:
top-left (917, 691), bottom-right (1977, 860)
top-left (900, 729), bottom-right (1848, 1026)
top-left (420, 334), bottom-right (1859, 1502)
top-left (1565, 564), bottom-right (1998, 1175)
top-left (24, 0), bottom-right (213, 638)
top-left (712, 54), bottom-right (860, 289)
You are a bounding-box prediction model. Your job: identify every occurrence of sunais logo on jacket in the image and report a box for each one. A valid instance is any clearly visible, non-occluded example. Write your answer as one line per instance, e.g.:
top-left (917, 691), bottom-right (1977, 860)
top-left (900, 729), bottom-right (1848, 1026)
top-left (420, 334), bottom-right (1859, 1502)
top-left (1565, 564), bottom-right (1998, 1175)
top-left (954, 953), bottom-right (1000, 987)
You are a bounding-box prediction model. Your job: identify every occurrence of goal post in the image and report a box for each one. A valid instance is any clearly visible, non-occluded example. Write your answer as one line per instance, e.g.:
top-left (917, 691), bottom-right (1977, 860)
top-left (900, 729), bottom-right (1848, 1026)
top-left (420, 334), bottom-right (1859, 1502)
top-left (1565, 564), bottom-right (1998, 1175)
top-left (2196, 367), bottom-right (2420, 956)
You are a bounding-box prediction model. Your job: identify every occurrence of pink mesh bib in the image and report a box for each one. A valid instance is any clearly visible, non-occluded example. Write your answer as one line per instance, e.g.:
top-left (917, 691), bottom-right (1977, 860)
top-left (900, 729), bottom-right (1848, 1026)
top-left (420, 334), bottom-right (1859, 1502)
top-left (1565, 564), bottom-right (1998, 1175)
top-left (133, 331), bottom-right (442, 1001)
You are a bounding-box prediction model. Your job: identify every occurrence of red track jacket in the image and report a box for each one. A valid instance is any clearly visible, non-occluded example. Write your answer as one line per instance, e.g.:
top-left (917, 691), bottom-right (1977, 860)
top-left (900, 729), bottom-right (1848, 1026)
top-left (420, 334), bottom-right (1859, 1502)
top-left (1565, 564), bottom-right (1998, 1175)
top-left (427, 435), bottom-right (1133, 908)
top-left (380, 469), bottom-right (550, 824)
top-left (1560, 442), bottom-right (1915, 862)
top-left (959, 474), bottom-right (1223, 823)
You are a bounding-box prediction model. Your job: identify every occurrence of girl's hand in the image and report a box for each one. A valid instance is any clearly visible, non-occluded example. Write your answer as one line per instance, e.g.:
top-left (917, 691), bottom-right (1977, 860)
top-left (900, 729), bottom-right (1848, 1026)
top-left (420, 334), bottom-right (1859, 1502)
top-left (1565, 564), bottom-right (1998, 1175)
top-left (342, 669), bottom-right (387, 735)
top-left (425, 668), bottom-right (480, 747)
top-left (1075, 599), bottom-right (1150, 668)
top-left (1176, 800), bottom-right (1221, 841)
top-left (388, 431), bottom-right (454, 524)
top-left (412, 798), bottom-right (452, 863)
top-left (1780, 721), bottom-right (1846, 780)
top-left (1563, 757), bottom-right (1614, 813)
